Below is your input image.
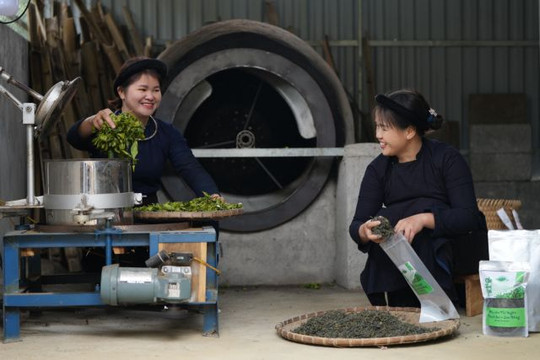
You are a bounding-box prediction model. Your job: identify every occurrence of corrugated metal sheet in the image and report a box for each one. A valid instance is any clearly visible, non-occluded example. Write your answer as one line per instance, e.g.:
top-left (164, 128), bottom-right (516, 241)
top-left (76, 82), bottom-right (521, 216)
top-left (94, 0), bottom-right (360, 104)
top-left (363, 0), bottom-right (539, 153)
top-left (87, 0), bottom-right (537, 151)
top-left (95, 1), bottom-right (357, 44)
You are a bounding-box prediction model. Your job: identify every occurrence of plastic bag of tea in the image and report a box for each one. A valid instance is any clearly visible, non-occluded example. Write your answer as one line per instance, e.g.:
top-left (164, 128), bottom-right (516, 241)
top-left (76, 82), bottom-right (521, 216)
top-left (380, 232), bottom-right (460, 323)
top-left (479, 260), bottom-right (530, 337)
top-left (488, 229), bottom-right (540, 332)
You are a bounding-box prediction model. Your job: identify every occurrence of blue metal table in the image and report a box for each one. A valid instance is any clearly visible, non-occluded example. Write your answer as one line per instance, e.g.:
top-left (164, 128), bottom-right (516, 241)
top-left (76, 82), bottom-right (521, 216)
top-left (2, 225), bottom-right (218, 342)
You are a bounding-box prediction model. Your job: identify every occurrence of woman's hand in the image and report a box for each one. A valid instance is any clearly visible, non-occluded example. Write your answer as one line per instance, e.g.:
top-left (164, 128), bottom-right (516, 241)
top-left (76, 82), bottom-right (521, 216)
top-left (78, 109), bottom-right (116, 138)
top-left (89, 109), bottom-right (116, 130)
top-left (394, 213), bottom-right (434, 243)
top-left (358, 219), bottom-right (383, 244)
top-left (210, 193), bottom-right (224, 201)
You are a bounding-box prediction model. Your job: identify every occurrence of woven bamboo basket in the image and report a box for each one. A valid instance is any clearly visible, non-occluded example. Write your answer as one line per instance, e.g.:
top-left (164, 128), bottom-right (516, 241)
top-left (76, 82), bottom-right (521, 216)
top-left (275, 306), bottom-right (459, 347)
top-left (477, 198), bottom-right (522, 230)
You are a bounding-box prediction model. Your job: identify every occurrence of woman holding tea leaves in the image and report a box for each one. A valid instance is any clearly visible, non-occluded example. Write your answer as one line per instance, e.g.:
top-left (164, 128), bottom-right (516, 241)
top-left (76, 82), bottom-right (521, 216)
top-left (349, 89), bottom-right (488, 308)
top-left (67, 57), bottom-right (220, 205)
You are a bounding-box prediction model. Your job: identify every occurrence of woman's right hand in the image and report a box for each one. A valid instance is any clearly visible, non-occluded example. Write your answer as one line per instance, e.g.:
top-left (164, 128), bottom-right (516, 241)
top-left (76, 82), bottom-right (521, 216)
top-left (78, 109), bottom-right (116, 138)
top-left (359, 219), bottom-right (383, 244)
top-left (89, 109), bottom-right (116, 130)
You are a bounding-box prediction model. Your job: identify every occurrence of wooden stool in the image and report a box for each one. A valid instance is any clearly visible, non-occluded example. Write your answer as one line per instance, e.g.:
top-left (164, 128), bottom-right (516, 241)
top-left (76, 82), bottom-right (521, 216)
top-left (454, 274), bottom-right (483, 316)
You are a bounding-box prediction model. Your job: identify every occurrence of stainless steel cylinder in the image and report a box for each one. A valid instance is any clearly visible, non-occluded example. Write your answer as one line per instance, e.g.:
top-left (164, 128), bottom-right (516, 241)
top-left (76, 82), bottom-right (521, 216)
top-left (43, 159), bottom-right (134, 225)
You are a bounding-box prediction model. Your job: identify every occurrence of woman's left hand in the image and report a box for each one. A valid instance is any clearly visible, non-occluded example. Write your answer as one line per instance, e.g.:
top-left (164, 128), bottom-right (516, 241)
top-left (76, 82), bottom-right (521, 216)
top-left (394, 213), bottom-right (434, 243)
top-left (210, 193), bottom-right (224, 202)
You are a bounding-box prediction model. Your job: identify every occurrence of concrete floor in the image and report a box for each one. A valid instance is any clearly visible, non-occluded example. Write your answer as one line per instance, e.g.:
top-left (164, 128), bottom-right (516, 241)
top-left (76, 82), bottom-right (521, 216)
top-left (1, 285), bottom-right (538, 359)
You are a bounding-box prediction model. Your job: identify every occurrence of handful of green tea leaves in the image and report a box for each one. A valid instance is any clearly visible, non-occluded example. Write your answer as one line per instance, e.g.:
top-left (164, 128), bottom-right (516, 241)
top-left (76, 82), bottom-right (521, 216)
top-left (136, 192), bottom-right (243, 212)
top-left (91, 112), bottom-right (145, 170)
top-left (371, 216), bottom-right (394, 239)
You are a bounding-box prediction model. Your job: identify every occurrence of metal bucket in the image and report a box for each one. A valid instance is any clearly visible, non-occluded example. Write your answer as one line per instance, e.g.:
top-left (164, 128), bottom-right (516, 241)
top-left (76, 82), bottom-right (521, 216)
top-left (43, 159), bottom-right (135, 225)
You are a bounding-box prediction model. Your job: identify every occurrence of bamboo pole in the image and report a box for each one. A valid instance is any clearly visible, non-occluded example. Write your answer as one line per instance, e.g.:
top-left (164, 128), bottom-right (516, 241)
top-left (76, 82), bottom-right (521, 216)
top-left (144, 36), bottom-right (153, 57)
top-left (122, 5), bottom-right (145, 56)
top-left (81, 41), bottom-right (104, 112)
top-left (104, 13), bottom-right (130, 60)
top-left (72, 0), bottom-right (123, 73)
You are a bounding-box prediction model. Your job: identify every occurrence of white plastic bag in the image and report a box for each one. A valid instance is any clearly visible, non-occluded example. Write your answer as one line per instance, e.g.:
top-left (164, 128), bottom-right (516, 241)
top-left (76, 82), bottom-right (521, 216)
top-left (488, 230), bottom-right (540, 331)
top-left (380, 233), bottom-right (460, 323)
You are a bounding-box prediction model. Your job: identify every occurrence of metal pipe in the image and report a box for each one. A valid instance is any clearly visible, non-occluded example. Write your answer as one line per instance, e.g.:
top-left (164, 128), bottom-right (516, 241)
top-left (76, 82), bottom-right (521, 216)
top-left (307, 40), bottom-right (538, 48)
top-left (368, 40), bottom-right (538, 47)
top-left (21, 103), bottom-right (37, 206)
top-left (0, 66), bottom-right (44, 101)
top-left (191, 147), bottom-right (344, 158)
top-left (0, 84), bottom-right (23, 109)
top-left (26, 124), bottom-right (35, 205)
top-left (357, 0), bottom-right (363, 111)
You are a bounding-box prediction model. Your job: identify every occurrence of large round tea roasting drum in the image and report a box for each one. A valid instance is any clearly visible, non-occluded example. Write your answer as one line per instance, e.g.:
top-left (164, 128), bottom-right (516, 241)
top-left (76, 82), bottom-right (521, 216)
top-left (157, 19), bottom-right (354, 232)
top-left (43, 159), bottom-right (139, 225)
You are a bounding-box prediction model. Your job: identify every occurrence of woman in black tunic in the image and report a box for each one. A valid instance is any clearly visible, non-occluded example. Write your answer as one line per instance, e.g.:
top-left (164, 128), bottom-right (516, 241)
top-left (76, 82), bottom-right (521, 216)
top-left (349, 89), bottom-right (487, 307)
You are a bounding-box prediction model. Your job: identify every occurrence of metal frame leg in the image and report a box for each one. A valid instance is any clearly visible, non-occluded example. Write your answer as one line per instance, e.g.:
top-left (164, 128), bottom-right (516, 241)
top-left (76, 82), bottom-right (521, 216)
top-left (3, 239), bottom-right (21, 342)
top-left (202, 303), bottom-right (219, 337)
top-left (202, 239), bottom-right (219, 336)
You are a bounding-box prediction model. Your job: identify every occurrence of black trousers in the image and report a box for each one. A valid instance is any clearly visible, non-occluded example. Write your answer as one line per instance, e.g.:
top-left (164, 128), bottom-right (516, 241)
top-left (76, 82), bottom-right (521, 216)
top-left (367, 287), bottom-right (420, 308)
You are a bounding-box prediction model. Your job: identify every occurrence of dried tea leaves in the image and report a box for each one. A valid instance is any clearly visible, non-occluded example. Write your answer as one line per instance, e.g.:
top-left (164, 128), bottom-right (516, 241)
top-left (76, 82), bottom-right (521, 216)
top-left (293, 310), bottom-right (439, 339)
top-left (480, 261), bottom-right (530, 337)
top-left (371, 216), bottom-right (395, 239)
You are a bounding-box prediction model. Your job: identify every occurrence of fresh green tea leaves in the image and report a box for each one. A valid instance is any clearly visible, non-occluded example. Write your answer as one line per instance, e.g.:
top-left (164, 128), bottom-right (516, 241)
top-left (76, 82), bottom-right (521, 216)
top-left (91, 112), bottom-right (145, 170)
top-left (136, 192), bottom-right (243, 212)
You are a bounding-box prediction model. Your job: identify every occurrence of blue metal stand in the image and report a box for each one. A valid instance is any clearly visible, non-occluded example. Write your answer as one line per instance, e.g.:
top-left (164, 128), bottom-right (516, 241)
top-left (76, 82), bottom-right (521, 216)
top-left (2, 226), bottom-right (218, 342)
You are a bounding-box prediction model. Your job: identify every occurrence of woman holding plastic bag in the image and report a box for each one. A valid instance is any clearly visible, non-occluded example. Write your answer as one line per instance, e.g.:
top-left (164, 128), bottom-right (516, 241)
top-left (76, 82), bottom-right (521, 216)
top-left (349, 89), bottom-right (487, 307)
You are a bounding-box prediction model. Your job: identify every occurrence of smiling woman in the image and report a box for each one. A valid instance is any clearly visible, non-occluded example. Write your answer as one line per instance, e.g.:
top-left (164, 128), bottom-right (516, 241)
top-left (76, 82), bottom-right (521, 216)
top-left (66, 57), bottom-right (221, 207)
top-left (349, 89), bottom-right (488, 309)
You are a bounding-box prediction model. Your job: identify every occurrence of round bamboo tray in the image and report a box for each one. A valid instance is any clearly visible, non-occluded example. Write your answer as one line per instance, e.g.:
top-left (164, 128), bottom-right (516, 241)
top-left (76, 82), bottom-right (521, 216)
top-left (477, 198), bottom-right (522, 230)
top-left (134, 208), bottom-right (243, 222)
top-left (275, 306), bottom-right (460, 347)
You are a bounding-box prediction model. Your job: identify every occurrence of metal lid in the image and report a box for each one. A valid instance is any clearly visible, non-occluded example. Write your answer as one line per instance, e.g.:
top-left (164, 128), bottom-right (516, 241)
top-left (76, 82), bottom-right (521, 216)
top-left (35, 77), bottom-right (81, 139)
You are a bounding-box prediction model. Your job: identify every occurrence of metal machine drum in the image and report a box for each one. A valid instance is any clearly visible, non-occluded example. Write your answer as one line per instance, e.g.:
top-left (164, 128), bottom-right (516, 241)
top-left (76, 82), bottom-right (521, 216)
top-left (43, 159), bottom-right (136, 225)
top-left (157, 19), bottom-right (354, 232)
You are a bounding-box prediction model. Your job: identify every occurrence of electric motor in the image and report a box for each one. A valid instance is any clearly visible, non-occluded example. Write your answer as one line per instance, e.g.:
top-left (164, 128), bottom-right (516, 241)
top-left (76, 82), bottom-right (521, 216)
top-left (100, 264), bottom-right (192, 305)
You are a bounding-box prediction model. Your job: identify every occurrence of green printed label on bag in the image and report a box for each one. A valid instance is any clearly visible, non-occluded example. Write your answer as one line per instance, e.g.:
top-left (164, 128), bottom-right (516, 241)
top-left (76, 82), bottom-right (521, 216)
top-left (486, 307), bottom-right (526, 327)
top-left (398, 261), bottom-right (434, 295)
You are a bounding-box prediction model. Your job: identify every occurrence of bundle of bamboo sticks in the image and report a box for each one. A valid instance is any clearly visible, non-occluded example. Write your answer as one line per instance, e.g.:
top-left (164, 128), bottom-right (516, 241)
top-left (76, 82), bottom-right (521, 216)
top-left (28, 0), bottom-right (151, 162)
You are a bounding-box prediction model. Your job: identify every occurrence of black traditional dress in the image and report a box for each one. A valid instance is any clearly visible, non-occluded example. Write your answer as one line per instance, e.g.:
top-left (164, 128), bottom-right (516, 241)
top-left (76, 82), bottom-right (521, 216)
top-left (349, 138), bottom-right (487, 301)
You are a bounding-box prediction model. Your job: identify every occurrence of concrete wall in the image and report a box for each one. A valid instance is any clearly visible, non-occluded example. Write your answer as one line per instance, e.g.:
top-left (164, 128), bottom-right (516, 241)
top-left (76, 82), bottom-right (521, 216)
top-left (219, 178), bottom-right (338, 286)
top-left (472, 122), bottom-right (540, 230)
top-left (335, 143), bottom-right (380, 289)
top-left (0, 25), bottom-right (28, 237)
top-left (467, 95), bottom-right (539, 229)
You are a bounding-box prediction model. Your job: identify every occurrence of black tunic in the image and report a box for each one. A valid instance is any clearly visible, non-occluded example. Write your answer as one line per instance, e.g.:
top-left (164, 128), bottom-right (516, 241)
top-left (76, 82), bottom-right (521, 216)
top-left (349, 138), bottom-right (487, 297)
